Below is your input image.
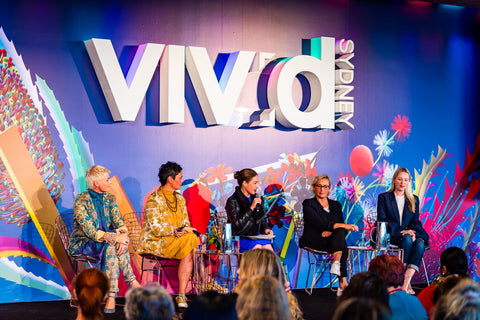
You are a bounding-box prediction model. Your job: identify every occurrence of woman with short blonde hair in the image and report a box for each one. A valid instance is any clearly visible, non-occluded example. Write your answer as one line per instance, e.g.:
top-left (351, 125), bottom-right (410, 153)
top-left (69, 165), bottom-right (140, 313)
top-left (300, 174), bottom-right (358, 295)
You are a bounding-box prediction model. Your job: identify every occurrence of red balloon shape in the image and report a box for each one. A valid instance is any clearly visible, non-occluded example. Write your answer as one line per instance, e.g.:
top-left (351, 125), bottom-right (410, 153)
top-left (349, 145), bottom-right (374, 177)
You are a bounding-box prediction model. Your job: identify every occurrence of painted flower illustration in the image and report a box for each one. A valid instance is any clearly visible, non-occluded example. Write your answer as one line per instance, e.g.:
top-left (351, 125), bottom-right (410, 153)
top-left (350, 177), bottom-right (366, 202)
top-left (383, 163), bottom-right (399, 189)
top-left (204, 163), bottom-right (233, 194)
top-left (373, 130), bottom-right (394, 157)
top-left (263, 167), bottom-right (283, 185)
top-left (391, 115), bottom-right (412, 141)
top-left (373, 160), bottom-right (389, 185)
top-left (337, 172), bottom-right (355, 201)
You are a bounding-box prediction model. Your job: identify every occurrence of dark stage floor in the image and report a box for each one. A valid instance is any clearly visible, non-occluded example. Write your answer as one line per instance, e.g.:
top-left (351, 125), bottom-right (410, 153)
top-left (0, 285), bottom-right (427, 320)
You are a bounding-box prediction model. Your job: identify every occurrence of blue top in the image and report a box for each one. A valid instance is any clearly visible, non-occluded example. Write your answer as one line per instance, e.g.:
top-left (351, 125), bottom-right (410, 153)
top-left (389, 290), bottom-right (428, 320)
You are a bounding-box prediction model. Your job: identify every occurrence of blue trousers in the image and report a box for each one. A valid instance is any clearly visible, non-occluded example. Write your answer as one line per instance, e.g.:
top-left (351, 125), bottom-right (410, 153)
top-left (397, 235), bottom-right (425, 272)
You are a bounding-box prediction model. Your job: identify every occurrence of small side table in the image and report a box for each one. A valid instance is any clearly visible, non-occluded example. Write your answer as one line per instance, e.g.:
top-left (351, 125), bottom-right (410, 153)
top-left (347, 246), bottom-right (404, 280)
top-left (193, 250), bottom-right (241, 294)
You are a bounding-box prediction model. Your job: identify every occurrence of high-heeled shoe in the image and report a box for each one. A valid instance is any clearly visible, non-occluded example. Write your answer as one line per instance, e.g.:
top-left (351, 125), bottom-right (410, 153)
top-left (104, 292), bottom-right (116, 313)
top-left (129, 280), bottom-right (141, 289)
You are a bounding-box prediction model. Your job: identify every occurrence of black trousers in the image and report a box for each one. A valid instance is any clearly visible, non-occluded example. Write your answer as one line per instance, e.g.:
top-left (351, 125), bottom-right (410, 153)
top-left (300, 228), bottom-right (348, 277)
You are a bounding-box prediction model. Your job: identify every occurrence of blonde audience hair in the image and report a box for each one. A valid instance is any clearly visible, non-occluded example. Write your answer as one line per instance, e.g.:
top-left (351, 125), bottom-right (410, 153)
top-left (85, 165), bottom-right (110, 189)
top-left (432, 278), bottom-right (480, 320)
top-left (236, 275), bottom-right (292, 320)
top-left (387, 167), bottom-right (416, 213)
top-left (236, 249), bottom-right (303, 320)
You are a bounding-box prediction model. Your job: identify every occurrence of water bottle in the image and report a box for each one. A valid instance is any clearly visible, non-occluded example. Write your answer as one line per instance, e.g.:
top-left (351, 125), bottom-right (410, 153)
top-left (223, 223), bottom-right (232, 253)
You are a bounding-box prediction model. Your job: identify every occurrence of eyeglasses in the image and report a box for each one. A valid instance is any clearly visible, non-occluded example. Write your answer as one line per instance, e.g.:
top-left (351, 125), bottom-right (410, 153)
top-left (314, 184), bottom-right (330, 190)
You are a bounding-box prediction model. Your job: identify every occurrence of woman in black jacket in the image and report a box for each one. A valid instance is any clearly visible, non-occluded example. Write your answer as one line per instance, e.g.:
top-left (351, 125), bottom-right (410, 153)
top-left (299, 174), bottom-right (358, 295)
top-left (225, 168), bottom-right (274, 252)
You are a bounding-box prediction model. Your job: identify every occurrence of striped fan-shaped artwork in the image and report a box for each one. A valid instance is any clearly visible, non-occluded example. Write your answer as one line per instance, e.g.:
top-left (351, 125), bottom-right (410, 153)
top-left (0, 48), bottom-right (65, 226)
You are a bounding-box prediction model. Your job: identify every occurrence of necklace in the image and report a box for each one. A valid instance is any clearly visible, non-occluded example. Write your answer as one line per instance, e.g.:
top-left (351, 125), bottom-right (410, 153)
top-left (161, 188), bottom-right (178, 212)
top-left (388, 288), bottom-right (402, 294)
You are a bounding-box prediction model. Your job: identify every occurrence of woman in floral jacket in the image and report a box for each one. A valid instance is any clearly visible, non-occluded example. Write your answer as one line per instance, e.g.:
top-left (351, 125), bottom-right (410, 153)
top-left (138, 161), bottom-right (199, 308)
top-left (69, 165), bottom-right (140, 313)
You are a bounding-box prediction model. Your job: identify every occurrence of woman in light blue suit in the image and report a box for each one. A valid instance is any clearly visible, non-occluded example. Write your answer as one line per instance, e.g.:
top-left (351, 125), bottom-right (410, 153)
top-left (377, 167), bottom-right (429, 294)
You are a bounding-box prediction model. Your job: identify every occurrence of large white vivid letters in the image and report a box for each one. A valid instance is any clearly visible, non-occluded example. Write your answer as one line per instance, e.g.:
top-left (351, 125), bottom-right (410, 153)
top-left (186, 47), bottom-right (255, 125)
top-left (267, 37), bottom-right (335, 129)
top-left (85, 38), bottom-right (164, 121)
top-left (160, 45), bottom-right (185, 123)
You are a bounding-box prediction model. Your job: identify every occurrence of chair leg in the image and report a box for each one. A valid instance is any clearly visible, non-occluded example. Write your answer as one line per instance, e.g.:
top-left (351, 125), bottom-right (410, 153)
top-left (157, 260), bottom-right (163, 285)
top-left (305, 252), bottom-right (313, 295)
top-left (140, 257), bottom-right (145, 284)
top-left (422, 258), bottom-right (430, 286)
top-left (304, 252), bottom-right (329, 295)
top-left (293, 248), bottom-right (303, 289)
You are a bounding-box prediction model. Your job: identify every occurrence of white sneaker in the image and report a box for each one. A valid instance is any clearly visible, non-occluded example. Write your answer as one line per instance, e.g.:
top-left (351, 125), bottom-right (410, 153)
top-left (337, 287), bottom-right (344, 297)
top-left (330, 261), bottom-right (341, 276)
top-left (176, 294), bottom-right (188, 308)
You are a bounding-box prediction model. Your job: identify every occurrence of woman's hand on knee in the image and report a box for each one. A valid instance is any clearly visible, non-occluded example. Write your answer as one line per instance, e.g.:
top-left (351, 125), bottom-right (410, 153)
top-left (117, 233), bottom-right (129, 246)
top-left (401, 230), bottom-right (416, 242)
top-left (116, 242), bottom-right (128, 255)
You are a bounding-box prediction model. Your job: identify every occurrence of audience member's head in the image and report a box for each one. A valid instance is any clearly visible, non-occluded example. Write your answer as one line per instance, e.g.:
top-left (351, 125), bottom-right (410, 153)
top-left (338, 272), bottom-right (389, 307)
top-left (332, 297), bottom-right (391, 320)
top-left (72, 267), bottom-right (110, 320)
top-left (368, 254), bottom-right (405, 288)
top-left (124, 284), bottom-right (174, 320)
top-left (439, 246), bottom-right (468, 277)
top-left (433, 274), bottom-right (464, 305)
top-left (236, 249), bottom-right (302, 319)
top-left (238, 249), bottom-right (285, 286)
top-left (183, 290), bottom-right (237, 320)
top-left (432, 278), bottom-right (480, 320)
top-left (236, 275), bottom-right (291, 320)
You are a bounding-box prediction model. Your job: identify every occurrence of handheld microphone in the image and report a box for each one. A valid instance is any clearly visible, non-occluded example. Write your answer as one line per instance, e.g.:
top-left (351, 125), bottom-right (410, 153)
top-left (177, 226), bottom-right (201, 237)
top-left (254, 190), bottom-right (263, 209)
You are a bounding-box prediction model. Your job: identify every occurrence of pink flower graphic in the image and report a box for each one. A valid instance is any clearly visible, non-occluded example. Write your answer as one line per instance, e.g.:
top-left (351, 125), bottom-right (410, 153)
top-left (391, 115), bottom-right (412, 141)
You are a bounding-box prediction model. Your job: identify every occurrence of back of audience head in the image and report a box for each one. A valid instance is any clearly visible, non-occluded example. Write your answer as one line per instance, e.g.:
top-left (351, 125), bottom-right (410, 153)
top-left (183, 290), bottom-right (237, 320)
top-left (236, 275), bottom-right (291, 320)
top-left (368, 254), bottom-right (405, 288)
top-left (440, 246), bottom-right (468, 277)
top-left (236, 249), bottom-right (303, 319)
top-left (332, 297), bottom-right (391, 320)
top-left (72, 267), bottom-right (110, 320)
top-left (125, 284), bottom-right (174, 320)
top-left (432, 278), bottom-right (480, 320)
top-left (338, 272), bottom-right (389, 307)
top-left (237, 249), bottom-right (284, 286)
top-left (433, 274), bottom-right (464, 305)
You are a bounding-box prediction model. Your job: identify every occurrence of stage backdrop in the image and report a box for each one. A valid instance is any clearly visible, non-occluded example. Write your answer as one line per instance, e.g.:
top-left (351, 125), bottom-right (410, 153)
top-left (0, 0), bottom-right (479, 303)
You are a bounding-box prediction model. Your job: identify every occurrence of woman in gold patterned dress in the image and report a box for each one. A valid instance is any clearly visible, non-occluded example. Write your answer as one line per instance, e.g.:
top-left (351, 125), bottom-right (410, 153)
top-left (138, 161), bottom-right (199, 308)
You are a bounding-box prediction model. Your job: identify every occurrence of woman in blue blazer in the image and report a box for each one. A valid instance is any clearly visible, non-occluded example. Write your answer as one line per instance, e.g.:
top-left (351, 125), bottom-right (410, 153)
top-left (377, 167), bottom-right (429, 294)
